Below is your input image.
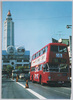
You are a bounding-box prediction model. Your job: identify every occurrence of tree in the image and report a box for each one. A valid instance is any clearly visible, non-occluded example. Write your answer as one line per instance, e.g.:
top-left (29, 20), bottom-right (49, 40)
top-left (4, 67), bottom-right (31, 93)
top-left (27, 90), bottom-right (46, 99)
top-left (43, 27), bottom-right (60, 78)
top-left (6, 65), bottom-right (14, 75)
top-left (16, 66), bottom-right (24, 72)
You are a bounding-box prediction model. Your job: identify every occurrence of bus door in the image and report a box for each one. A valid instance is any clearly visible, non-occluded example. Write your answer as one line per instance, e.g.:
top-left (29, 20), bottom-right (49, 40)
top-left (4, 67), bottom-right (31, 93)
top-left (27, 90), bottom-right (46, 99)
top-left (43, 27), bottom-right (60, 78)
top-left (42, 63), bottom-right (49, 83)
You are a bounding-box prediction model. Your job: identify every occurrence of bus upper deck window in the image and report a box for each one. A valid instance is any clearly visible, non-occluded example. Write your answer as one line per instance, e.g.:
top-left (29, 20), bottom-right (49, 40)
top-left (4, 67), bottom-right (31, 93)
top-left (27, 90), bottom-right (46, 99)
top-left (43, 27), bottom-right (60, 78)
top-left (39, 51), bottom-right (41, 56)
top-left (51, 46), bottom-right (58, 52)
top-left (40, 50), bottom-right (43, 55)
top-left (35, 54), bottom-right (36, 58)
top-left (36, 53), bottom-right (38, 58)
top-left (43, 48), bottom-right (45, 53)
top-left (45, 46), bottom-right (48, 52)
top-left (59, 46), bottom-right (67, 53)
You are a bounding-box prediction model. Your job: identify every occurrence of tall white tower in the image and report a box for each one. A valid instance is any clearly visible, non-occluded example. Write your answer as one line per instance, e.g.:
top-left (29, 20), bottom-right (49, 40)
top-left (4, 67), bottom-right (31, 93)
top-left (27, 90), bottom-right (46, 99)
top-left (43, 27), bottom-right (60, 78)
top-left (3, 10), bottom-right (14, 50)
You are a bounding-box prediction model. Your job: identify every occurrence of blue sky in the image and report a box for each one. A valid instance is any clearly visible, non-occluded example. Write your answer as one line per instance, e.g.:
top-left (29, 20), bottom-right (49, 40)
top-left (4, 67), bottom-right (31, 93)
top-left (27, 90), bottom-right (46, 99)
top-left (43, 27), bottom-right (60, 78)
top-left (2, 1), bottom-right (72, 59)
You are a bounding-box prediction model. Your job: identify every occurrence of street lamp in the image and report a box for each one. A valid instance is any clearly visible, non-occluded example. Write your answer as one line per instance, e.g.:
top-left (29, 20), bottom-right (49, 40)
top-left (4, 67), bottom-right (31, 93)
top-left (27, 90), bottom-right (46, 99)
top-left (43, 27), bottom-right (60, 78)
top-left (66, 25), bottom-right (72, 29)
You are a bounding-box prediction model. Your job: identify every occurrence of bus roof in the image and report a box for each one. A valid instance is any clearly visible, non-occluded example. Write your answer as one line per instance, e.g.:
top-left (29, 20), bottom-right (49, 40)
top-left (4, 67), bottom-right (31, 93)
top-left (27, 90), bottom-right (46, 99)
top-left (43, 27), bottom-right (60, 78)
top-left (49, 43), bottom-right (67, 46)
top-left (32, 43), bottom-right (67, 57)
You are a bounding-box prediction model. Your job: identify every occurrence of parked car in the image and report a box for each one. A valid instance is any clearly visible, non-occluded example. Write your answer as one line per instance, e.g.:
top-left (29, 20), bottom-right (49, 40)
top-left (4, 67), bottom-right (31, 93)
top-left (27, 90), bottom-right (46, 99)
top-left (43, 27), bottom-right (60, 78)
top-left (19, 73), bottom-right (25, 79)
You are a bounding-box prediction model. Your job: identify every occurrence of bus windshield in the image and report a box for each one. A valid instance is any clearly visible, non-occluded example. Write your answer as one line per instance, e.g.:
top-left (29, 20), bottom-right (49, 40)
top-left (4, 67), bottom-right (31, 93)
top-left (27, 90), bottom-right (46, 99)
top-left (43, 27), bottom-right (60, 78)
top-left (60, 64), bottom-right (69, 72)
top-left (51, 45), bottom-right (67, 53)
top-left (43, 63), bottom-right (69, 72)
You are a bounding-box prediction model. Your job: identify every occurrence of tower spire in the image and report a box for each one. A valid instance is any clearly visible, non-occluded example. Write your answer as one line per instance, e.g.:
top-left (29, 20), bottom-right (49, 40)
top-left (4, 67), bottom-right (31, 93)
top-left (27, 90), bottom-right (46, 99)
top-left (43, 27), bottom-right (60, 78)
top-left (7, 10), bottom-right (11, 16)
top-left (6, 10), bottom-right (12, 20)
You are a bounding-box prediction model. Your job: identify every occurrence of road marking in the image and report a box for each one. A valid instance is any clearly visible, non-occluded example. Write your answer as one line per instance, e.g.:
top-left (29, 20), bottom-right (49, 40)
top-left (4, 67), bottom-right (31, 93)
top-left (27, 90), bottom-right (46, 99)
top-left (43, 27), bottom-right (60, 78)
top-left (16, 82), bottom-right (47, 99)
top-left (11, 79), bottom-right (70, 98)
top-left (54, 90), bottom-right (70, 96)
top-left (17, 82), bottom-right (25, 88)
top-left (41, 85), bottom-right (71, 91)
top-left (11, 79), bottom-right (46, 99)
top-left (40, 85), bottom-right (71, 96)
top-left (61, 87), bottom-right (71, 90)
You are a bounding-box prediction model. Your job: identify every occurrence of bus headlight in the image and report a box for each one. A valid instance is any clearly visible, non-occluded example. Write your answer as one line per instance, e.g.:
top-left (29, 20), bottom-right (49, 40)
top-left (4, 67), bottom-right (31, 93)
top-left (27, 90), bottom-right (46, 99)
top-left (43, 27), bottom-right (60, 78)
top-left (48, 76), bottom-right (51, 80)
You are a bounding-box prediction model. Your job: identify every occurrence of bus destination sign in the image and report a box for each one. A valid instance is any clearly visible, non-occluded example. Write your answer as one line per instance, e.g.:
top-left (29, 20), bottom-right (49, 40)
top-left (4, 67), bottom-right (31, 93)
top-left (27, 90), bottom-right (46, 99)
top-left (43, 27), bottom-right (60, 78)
top-left (56, 53), bottom-right (62, 58)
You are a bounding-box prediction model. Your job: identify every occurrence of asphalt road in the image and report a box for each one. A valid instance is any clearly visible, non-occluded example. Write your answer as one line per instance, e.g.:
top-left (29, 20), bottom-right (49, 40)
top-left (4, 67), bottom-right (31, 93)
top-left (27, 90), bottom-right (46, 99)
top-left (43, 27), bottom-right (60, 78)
top-left (2, 78), bottom-right (71, 99)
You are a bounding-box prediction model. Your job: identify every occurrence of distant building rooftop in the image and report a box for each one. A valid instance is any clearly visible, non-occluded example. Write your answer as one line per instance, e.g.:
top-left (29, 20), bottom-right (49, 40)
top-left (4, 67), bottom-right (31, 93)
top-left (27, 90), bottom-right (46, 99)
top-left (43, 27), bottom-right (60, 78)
top-left (58, 38), bottom-right (69, 46)
top-left (2, 50), bottom-right (30, 55)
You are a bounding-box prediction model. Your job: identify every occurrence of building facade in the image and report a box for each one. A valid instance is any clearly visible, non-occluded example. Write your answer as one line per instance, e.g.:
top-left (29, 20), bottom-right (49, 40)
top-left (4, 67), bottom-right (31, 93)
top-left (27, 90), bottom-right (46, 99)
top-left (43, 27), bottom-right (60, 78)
top-left (2, 46), bottom-right (30, 73)
top-left (2, 11), bottom-right (30, 73)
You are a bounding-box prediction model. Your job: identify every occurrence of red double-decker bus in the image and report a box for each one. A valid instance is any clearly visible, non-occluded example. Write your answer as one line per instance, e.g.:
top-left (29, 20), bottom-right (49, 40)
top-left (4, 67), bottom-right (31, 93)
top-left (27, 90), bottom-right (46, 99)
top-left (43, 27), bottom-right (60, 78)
top-left (30, 43), bottom-right (70, 85)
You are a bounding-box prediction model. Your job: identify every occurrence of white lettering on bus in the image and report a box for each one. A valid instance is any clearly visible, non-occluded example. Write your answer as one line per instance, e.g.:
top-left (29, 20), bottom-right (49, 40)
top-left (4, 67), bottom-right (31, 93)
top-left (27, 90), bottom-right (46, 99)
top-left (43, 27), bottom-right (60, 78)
top-left (56, 53), bottom-right (62, 58)
top-left (31, 53), bottom-right (46, 67)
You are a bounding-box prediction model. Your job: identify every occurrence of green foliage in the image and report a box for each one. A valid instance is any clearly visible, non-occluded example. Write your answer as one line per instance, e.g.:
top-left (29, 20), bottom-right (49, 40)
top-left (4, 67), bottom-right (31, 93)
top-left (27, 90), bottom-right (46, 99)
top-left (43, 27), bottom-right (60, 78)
top-left (6, 65), bottom-right (14, 74)
top-left (16, 66), bottom-right (24, 72)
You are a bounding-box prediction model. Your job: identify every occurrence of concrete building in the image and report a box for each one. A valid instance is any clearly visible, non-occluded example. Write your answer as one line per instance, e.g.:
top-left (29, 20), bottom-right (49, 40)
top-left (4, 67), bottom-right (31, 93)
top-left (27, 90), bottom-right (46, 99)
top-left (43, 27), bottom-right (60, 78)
top-left (58, 39), bottom-right (69, 46)
top-left (2, 11), bottom-right (30, 73)
top-left (2, 46), bottom-right (30, 73)
top-left (3, 10), bottom-right (14, 50)
top-left (58, 36), bottom-right (72, 64)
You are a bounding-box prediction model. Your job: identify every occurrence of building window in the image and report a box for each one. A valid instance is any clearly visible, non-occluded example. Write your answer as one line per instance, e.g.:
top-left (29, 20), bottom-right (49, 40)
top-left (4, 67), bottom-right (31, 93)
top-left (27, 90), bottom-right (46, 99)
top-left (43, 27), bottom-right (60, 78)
top-left (3, 60), bottom-right (10, 63)
top-left (17, 60), bottom-right (22, 62)
top-left (24, 60), bottom-right (29, 62)
top-left (23, 64), bottom-right (29, 68)
top-left (17, 64), bottom-right (22, 66)
top-left (11, 62), bottom-right (14, 65)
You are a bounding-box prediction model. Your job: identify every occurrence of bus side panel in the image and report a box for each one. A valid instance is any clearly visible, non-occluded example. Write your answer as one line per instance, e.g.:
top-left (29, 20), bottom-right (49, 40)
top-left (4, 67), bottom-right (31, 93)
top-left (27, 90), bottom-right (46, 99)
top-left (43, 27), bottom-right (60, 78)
top-left (32, 71), bottom-right (43, 82)
top-left (49, 72), bottom-right (70, 83)
top-left (30, 72), bottom-right (34, 81)
top-left (42, 72), bottom-right (50, 83)
top-left (46, 45), bottom-right (50, 63)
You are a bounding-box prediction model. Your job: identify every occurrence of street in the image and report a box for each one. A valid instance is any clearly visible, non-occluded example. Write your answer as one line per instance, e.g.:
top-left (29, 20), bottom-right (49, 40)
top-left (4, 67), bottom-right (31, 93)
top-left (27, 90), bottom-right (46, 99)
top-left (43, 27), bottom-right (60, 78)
top-left (2, 77), bottom-right (71, 99)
